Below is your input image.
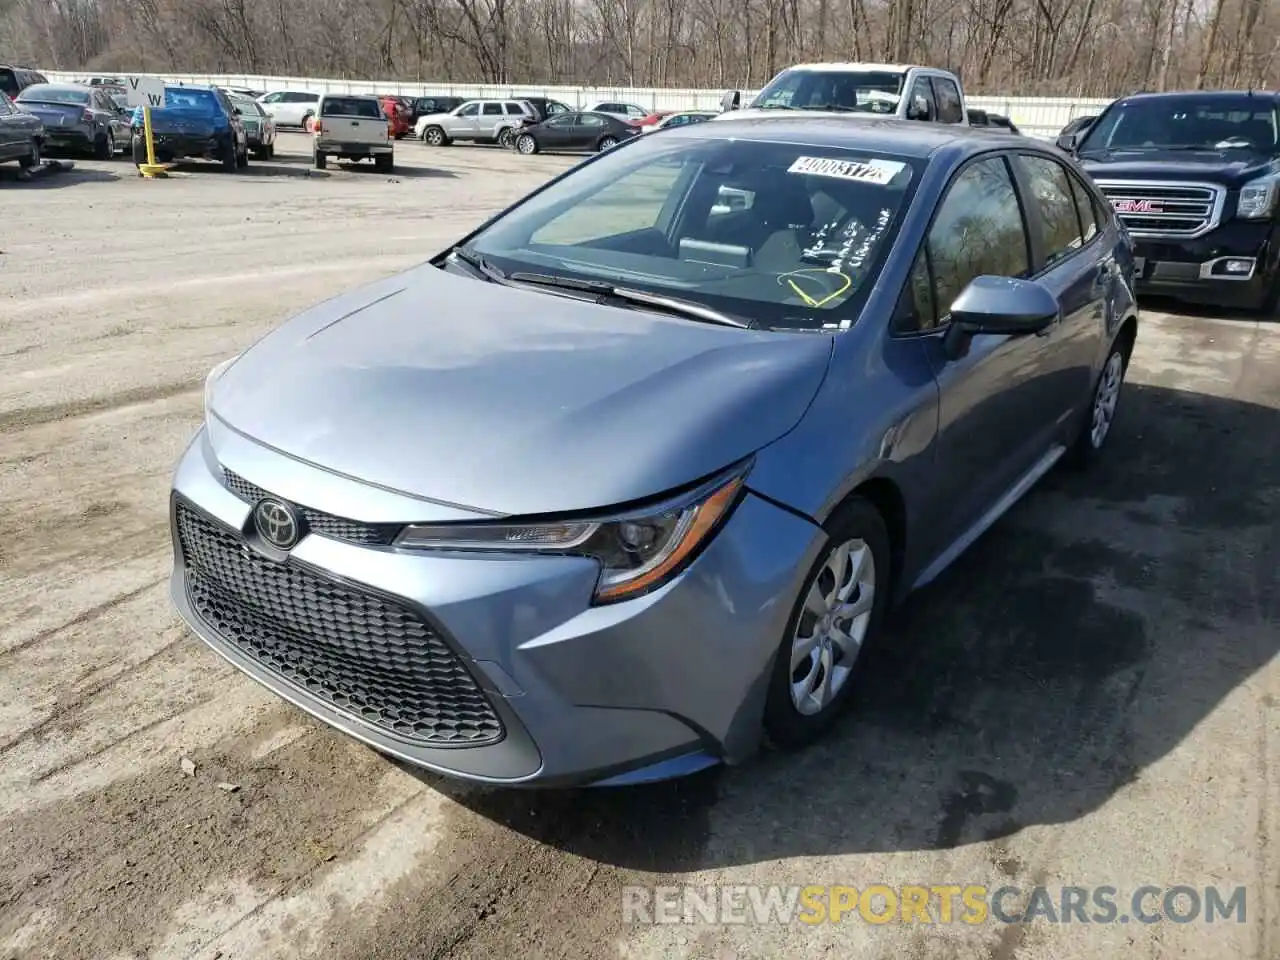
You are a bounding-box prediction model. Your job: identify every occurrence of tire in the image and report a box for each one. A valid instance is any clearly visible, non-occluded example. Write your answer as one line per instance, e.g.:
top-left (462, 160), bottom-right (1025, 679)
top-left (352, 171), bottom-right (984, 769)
top-left (313, 150), bottom-right (326, 170)
top-left (236, 144), bottom-right (249, 168)
top-left (266, 143), bottom-right (275, 160)
top-left (422, 125), bottom-right (447, 146)
top-left (18, 137), bottom-right (41, 170)
top-left (251, 146), bottom-right (267, 160)
top-left (301, 112), bottom-right (314, 131)
top-left (1253, 272), bottom-right (1280, 315)
top-left (94, 131), bottom-right (113, 161)
top-left (515, 133), bottom-right (538, 155)
top-left (497, 127), bottom-right (515, 149)
top-left (221, 138), bottom-right (238, 172)
top-left (1066, 339), bottom-right (1127, 467)
top-left (597, 135), bottom-right (618, 151)
top-left (131, 136), bottom-right (145, 167)
top-left (375, 153), bottom-right (394, 173)
top-left (762, 497), bottom-right (891, 751)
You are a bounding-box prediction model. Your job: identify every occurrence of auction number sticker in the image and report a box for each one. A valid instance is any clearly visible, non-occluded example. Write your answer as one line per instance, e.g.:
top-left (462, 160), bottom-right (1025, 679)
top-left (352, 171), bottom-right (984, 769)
top-left (787, 156), bottom-right (906, 185)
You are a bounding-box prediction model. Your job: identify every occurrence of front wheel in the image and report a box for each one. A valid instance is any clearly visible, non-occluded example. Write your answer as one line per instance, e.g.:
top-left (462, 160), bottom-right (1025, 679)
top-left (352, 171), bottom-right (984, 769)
top-left (597, 135), bottom-right (618, 151)
top-left (221, 138), bottom-right (238, 172)
top-left (94, 131), bottom-right (113, 160)
top-left (1067, 342), bottom-right (1127, 466)
top-left (762, 497), bottom-right (890, 750)
top-left (236, 144), bottom-right (249, 168)
top-left (515, 133), bottom-right (538, 155)
top-left (313, 150), bottom-right (326, 170)
top-left (422, 125), bottom-right (446, 146)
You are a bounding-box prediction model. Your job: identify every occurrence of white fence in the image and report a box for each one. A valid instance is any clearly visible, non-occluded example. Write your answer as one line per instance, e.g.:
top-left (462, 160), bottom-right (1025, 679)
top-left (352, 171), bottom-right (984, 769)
top-left (43, 70), bottom-right (1113, 139)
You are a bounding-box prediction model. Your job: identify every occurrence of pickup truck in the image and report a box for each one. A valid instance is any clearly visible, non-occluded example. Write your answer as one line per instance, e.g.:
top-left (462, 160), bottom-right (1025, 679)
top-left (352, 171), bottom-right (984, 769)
top-left (716, 62), bottom-right (969, 126)
top-left (313, 94), bottom-right (394, 172)
top-left (1064, 89), bottom-right (1280, 312)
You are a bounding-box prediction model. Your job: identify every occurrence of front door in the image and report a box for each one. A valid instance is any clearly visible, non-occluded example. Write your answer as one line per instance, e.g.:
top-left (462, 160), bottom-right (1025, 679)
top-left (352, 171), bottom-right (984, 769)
top-left (538, 114), bottom-right (576, 149)
top-left (897, 154), bottom-right (1068, 561)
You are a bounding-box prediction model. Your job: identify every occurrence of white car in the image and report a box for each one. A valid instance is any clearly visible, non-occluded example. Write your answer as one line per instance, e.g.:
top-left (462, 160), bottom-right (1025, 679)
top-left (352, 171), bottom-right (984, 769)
top-left (414, 99), bottom-right (535, 148)
top-left (583, 100), bottom-right (649, 123)
top-left (256, 90), bottom-right (321, 128)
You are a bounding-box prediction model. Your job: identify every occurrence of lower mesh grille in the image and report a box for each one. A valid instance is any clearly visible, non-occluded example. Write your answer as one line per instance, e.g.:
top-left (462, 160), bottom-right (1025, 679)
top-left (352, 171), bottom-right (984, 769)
top-left (176, 499), bottom-right (504, 746)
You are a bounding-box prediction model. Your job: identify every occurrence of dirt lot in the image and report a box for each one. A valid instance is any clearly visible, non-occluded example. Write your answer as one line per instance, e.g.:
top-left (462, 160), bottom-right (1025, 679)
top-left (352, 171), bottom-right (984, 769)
top-left (0, 132), bottom-right (1276, 960)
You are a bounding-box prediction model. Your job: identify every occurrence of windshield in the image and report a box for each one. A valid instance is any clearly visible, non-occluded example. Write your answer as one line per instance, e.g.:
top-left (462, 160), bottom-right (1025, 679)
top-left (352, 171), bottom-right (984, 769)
top-left (162, 88), bottom-right (218, 111)
top-left (17, 85), bottom-right (89, 105)
top-left (750, 69), bottom-right (905, 113)
top-left (322, 96), bottom-right (383, 118)
top-left (465, 135), bottom-right (920, 330)
top-left (1080, 96), bottom-right (1280, 154)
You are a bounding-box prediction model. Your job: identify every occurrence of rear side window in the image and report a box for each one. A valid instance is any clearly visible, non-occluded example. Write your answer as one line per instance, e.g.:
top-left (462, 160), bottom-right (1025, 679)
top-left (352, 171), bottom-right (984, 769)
top-left (1017, 154), bottom-right (1084, 266)
top-left (932, 78), bottom-right (964, 123)
top-left (322, 97), bottom-right (382, 119)
top-left (482, 103), bottom-right (503, 115)
top-left (504, 102), bottom-right (524, 115)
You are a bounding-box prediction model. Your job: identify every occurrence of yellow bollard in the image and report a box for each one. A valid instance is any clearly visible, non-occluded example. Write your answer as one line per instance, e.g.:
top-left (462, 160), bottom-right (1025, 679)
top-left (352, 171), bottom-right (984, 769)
top-left (137, 104), bottom-right (169, 179)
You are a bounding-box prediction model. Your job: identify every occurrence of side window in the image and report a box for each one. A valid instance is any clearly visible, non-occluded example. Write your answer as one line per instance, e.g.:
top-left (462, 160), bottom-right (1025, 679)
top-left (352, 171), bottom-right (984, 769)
top-left (894, 250), bottom-right (939, 333)
top-left (928, 157), bottom-right (1031, 323)
top-left (0, 93), bottom-right (12, 115)
top-left (581, 114), bottom-right (605, 127)
top-left (906, 80), bottom-right (936, 121)
top-left (261, 93), bottom-right (282, 103)
top-left (1066, 171), bottom-right (1099, 244)
top-left (548, 102), bottom-right (569, 115)
top-left (931, 78), bottom-right (964, 124)
top-left (304, 93), bottom-right (319, 103)
top-left (628, 105), bottom-right (646, 117)
top-left (504, 102), bottom-right (524, 115)
top-left (545, 115), bottom-right (573, 127)
top-left (458, 103), bottom-right (479, 117)
top-left (482, 103), bottom-right (503, 116)
top-left (1018, 154), bottom-right (1085, 265)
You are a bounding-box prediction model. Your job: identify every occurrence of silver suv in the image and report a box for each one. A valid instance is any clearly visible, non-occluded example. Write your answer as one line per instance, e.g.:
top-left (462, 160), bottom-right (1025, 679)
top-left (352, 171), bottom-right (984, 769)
top-left (415, 99), bottom-right (536, 148)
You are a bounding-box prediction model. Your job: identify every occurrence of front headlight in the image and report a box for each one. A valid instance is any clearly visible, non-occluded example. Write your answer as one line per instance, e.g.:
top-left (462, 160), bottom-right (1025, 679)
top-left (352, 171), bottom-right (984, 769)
top-left (395, 466), bottom-right (748, 604)
top-left (203, 355), bottom-right (239, 416)
top-left (1237, 175), bottom-right (1279, 219)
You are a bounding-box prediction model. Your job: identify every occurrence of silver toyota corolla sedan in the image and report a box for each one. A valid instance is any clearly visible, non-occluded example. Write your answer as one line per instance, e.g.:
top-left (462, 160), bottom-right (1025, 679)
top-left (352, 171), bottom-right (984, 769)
top-left (172, 117), bottom-right (1139, 787)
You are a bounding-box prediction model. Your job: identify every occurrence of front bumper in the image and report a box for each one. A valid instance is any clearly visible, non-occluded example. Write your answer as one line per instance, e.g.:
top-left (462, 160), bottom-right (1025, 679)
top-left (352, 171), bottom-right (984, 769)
top-left (1131, 220), bottom-right (1278, 307)
top-left (138, 131), bottom-right (225, 161)
top-left (169, 424), bottom-right (824, 787)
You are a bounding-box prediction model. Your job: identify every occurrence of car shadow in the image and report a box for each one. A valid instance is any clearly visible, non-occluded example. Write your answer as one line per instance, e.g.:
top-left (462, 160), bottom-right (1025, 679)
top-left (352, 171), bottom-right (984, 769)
top-left (393, 381), bottom-right (1278, 871)
top-left (1141, 293), bottom-right (1277, 324)
top-left (0, 161), bottom-right (120, 188)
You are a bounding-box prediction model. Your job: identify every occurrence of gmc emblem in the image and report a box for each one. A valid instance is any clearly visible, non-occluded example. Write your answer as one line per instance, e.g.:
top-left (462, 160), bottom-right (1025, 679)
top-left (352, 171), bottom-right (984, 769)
top-left (1113, 198), bottom-right (1163, 213)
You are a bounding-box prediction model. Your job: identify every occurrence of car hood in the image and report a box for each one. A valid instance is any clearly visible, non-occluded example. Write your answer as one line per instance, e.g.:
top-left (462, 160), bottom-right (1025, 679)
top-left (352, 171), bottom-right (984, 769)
top-left (1080, 150), bottom-right (1280, 188)
top-left (209, 263), bottom-right (834, 517)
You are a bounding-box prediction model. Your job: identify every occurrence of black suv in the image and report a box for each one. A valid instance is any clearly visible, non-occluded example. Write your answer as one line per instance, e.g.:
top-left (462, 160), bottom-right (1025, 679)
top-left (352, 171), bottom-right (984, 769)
top-left (1065, 90), bottom-right (1280, 311)
top-left (0, 65), bottom-right (48, 99)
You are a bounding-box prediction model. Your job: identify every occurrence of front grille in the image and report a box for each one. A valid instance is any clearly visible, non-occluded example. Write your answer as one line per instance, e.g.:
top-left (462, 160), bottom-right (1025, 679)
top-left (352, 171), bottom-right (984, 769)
top-left (1095, 180), bottom-right (1223, 239)
top-left (176, 500), bottom-right (505, 746)
top-left (223, 469), bottom-right (400, 546)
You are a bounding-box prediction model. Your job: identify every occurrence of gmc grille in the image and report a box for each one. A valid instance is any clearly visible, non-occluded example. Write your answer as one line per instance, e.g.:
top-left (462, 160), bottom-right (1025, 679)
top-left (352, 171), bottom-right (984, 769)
top-left (176, 499), bottom-right (505, 747)
top-left (1094, 180), bottom-right (1224, 239)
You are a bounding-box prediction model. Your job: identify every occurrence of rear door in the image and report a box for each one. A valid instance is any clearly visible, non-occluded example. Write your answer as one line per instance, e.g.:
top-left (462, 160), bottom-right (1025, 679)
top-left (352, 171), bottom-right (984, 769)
top-left (570, 113), bottom-right (608, 149)
top-left (479, 101), bottom-right (505, 139)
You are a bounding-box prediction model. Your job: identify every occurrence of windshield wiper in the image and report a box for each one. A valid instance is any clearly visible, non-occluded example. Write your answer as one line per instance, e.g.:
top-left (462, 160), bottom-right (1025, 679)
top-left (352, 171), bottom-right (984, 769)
top-left (448, 246), bottom-right (508, 283)
top-left (507, 272), bottom-right (751, 328)
top-left (804, 103), bottom-right (863, 113)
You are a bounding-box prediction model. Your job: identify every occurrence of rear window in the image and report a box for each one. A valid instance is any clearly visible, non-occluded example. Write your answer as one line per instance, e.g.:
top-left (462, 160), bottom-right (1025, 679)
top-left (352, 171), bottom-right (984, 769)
top-left (322, 96), bottom-right (384, 119)
top-left (163, 88), bottom-right (218, 111)
top-left (16, 85), bottom-right (89, 105)
top-left (751, 69), bottom-right (906, 114)
top-left (469, 137), bottom-right (921, 331)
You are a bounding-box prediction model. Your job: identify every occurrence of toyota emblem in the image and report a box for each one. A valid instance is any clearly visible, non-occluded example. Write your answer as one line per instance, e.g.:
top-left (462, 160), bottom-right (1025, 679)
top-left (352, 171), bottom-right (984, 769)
top-left (254, 498), bottom-right (301, 549)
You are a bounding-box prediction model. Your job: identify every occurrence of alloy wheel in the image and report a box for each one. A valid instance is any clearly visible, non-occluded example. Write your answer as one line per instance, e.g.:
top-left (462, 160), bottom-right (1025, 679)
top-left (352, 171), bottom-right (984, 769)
top-left (1090, 352), bottom-right (1124, 448)
top-left (789, 538), bottom-right (876, 716)
top-left (516, 135), bottom-right (536, 154)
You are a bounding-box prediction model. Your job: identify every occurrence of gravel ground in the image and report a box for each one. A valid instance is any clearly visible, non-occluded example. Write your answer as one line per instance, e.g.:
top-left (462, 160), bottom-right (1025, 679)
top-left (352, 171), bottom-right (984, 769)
top-left (0, 132), bottom-right (1276, 960)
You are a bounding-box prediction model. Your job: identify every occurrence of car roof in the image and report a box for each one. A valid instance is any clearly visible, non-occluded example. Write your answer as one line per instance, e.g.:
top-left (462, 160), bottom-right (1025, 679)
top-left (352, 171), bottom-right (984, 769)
top-left (665, 115), bottom-right (1033, 158)
top-left (1117, 89), bottom-right (1279, 103)
top-left (18, 82), bottom-right (88, 92)
top-left (778, 61), bottom-right (940, 74)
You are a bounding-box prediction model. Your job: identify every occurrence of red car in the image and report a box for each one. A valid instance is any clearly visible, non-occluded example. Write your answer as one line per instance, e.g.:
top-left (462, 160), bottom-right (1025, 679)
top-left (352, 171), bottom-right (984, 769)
top-left (635, 111), bottom-right (672, 128)
top-left (379, 96), bottom-right (411, 139)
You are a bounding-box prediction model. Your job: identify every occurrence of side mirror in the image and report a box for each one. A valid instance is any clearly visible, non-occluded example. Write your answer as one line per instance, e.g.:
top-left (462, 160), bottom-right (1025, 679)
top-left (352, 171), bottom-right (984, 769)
top-left (720, 90), bottom-right (741, 112)
top-left (906, 95), bottom-right (931, 121)
top-left (1056, 132), bottom-right (1079, 152)
top-left (948, 276), bottom-right (1059, 341)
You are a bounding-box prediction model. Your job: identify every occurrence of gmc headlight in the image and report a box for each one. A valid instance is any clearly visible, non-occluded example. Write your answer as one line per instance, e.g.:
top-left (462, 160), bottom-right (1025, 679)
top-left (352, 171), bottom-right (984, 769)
top-left (395, 465), bottom-right (748, 604)
top-left (1237, 176), bottom-right (1279, 219)
top-left (203, 355), bottom-right (239, 416)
